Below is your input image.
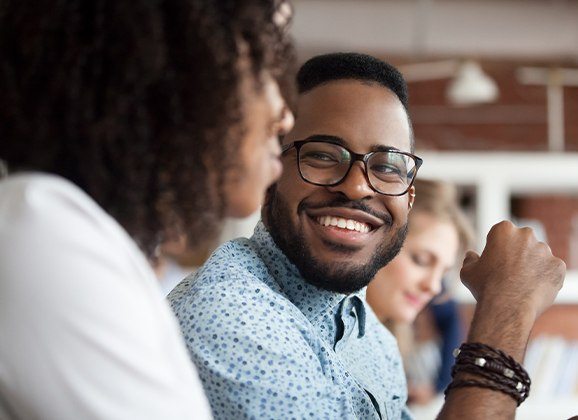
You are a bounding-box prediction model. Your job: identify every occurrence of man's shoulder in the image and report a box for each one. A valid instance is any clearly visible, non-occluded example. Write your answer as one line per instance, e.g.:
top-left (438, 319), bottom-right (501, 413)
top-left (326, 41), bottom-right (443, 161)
top-left (170, 238), bottom-right (272, 295)
top-left (198, 238), bottom-right (271, 282)
top-left (168, 238), bottom-right (293, 319)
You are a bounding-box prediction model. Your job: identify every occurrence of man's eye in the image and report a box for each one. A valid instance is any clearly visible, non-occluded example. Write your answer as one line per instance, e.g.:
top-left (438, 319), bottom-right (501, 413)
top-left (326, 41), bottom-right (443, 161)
top-left (303, 152), bottom-right (339, 162)
top-left (371, 164), bottom-right (401, 174)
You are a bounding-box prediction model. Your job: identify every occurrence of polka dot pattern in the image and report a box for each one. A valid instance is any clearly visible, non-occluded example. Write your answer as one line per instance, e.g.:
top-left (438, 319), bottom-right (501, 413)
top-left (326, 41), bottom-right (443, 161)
top-left (169, 222), bottom-right (412, 419)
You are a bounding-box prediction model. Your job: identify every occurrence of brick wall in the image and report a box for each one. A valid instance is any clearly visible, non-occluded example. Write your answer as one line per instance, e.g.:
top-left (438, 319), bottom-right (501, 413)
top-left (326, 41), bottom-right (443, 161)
top-left (512, 195), bottom-right (578, 269)
top-left (397, 60), bottom-right (578, 152)
top-left (391, 58), bottom-right (578, 268)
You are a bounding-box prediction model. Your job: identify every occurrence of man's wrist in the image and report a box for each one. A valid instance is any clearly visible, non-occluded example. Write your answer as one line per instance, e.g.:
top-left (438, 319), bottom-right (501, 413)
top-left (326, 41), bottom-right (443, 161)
top-left (466, 300), bottom-right (536, 361)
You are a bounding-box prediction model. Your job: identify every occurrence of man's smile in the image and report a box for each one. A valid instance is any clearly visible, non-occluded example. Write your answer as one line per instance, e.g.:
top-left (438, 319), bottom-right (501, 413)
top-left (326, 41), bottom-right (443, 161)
top-left (303, 207), bottom-right (389, 248)
top-left (315, 216), bottom-right (372, 233)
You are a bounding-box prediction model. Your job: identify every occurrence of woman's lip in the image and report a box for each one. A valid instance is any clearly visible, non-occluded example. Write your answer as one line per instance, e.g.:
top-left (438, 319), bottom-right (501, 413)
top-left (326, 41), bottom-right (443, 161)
top-left (404, 292), bottom-right (426, 309)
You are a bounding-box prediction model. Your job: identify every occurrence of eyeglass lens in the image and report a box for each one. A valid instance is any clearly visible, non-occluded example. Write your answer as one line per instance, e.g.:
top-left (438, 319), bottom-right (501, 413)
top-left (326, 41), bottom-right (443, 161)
top-left (298, 141), bottom-right (416, 195)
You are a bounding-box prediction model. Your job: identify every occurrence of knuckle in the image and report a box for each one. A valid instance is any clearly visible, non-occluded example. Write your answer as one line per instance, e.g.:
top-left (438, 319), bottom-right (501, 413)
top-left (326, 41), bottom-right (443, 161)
top-left (520, 226), bottom-right (535, 241)
top-left (536, 241), bottom-right (552, 254)
top-left (493, 220), bottom-right (512, 232)
top-left (556, 258), bottom-right (567, 274)
top-left (487, 221), bottom-right (510, 240)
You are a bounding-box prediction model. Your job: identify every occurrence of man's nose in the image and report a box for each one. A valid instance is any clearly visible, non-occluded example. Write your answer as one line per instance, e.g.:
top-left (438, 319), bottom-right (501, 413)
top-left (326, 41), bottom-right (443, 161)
top-left (326, 162), bottom-right (375, 201)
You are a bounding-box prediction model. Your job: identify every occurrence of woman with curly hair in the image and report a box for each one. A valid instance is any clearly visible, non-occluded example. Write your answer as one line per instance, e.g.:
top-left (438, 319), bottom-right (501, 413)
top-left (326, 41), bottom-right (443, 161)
top-left (0, 1), bottom-right (295, 418)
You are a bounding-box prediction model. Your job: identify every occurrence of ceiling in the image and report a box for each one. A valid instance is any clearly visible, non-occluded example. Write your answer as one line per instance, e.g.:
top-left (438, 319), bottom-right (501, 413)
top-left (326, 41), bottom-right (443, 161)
top-left (291, 0), bottom-right (578, 62)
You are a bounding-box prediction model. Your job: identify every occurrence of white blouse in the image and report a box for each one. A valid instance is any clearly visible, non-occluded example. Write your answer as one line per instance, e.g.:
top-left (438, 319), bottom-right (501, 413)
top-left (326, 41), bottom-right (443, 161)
top-left (0, 174), bottom-right (211, 420)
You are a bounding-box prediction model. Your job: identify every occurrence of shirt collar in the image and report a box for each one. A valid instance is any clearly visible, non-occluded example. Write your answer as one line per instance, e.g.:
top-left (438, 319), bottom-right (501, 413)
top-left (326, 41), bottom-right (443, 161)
top-left (249, 221), bottom-right (367, 340)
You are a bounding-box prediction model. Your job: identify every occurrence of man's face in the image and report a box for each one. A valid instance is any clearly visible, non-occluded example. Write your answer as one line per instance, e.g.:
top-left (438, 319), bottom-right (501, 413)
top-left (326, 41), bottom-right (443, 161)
top-left (264, 79), bottom-right (414, 294)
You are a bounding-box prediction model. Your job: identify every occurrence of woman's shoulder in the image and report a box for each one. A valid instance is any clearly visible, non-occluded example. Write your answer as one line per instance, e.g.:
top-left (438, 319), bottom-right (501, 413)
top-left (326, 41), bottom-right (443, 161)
top-left (0, 172), bottom-right (153, 285)
top-left (0, 173), bottom-right (110, 227)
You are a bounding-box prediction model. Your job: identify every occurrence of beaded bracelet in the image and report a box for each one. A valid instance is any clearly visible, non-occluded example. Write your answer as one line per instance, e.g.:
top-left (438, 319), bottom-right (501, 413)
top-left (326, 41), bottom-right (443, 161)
top-left (444, 342), bottom-right (531, 406)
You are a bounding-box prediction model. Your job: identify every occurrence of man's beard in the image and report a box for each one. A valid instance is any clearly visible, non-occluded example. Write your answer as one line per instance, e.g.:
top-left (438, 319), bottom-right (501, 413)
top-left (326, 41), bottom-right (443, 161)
top-left (265, 186), bottom-right (408, 294)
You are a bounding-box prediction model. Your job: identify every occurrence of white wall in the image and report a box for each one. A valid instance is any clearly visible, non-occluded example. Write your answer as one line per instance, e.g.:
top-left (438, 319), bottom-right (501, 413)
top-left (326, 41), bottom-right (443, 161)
top-left (292, 0), bottom-right (578, 60)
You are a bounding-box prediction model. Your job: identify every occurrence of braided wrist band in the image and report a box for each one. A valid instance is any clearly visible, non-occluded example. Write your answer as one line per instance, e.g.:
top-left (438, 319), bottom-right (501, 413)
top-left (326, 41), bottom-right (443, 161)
top-left (444, 342), bottom-right (531, 406)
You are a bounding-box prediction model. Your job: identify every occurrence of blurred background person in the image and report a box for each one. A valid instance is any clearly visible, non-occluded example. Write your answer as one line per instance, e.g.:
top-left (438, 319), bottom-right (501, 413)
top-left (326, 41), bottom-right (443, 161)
top-left (0, 1), bottom-right (295, 419)
top-left (366, 178), bottom-right (474, 405)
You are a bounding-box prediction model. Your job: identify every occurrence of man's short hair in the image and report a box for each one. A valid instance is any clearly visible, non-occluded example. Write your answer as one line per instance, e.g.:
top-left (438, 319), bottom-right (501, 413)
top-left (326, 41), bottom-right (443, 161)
top-left (296, 52), bottom-right (413, 150)
top-left (296, 52), bottom-right (409, 110)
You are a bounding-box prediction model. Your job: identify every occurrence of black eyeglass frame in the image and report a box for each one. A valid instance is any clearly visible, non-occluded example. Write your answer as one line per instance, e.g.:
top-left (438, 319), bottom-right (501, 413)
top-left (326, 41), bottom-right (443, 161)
top-left (282, 139), bottom-right (423, 196)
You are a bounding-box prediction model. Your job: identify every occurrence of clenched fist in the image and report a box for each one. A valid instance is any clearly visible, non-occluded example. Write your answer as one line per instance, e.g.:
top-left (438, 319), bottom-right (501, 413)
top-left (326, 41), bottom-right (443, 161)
top-left (460, 220), bottom-right (566, 323)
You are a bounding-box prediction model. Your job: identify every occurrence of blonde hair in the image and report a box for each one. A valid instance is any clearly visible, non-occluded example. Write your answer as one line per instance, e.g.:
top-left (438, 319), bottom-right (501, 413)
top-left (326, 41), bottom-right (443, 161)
top-left (411, 178), bottom-right (474, 252)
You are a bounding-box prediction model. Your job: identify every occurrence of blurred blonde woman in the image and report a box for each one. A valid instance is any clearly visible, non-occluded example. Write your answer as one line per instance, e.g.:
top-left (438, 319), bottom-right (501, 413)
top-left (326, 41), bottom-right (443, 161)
top-left (366, 178), bottom-right (474, 405)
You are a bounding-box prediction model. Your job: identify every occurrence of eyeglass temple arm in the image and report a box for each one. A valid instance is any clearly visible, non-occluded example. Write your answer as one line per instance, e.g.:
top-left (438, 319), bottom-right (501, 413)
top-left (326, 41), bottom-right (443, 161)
top-left (281, 142), bottom-right (296, 154)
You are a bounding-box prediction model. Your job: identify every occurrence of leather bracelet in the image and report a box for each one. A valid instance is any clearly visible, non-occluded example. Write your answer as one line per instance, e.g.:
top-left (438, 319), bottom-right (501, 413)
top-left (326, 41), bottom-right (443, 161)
top-left (444, 342), bottom-right (531, 406)
top-left (445, 378), bottom-right (526, 405)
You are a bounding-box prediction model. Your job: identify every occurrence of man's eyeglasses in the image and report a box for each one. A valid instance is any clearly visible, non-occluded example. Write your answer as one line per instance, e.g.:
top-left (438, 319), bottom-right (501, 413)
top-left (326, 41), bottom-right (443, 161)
top-left (282, 139), bottom-right (423, 196)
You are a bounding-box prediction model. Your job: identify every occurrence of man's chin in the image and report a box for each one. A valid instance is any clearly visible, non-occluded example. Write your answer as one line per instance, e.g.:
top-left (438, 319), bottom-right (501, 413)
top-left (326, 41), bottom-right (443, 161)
top-left (296, 227), bottom-right (408, 294)
top-left (297, 257), bottom-right (377, 294)
top-left (265, 186), bottom-right (408, 294)
top-left (318, 237), bottom-right (364, 255)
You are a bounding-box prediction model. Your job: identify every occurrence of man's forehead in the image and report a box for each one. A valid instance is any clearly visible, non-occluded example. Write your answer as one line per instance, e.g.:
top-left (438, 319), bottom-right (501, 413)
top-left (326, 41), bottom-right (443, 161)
top-left (296, 79), bottom-right (402, 106)
top-left (286, 79), bottom-right (412, 153)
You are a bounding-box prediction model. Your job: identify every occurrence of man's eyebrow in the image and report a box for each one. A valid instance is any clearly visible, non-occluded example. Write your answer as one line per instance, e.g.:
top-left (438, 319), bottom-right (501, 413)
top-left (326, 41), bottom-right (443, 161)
top-left (301, 134), bottom-right (347, 145)
top-left (301, 135), bottom-right (406, 153)
top-left (371, 144), bottom-right (402, 153)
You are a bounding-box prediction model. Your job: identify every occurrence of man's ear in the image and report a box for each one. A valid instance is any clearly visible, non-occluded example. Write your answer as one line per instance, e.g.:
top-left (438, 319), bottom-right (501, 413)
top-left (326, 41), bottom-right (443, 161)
top-left (408, 185), bottom-right (416, 210)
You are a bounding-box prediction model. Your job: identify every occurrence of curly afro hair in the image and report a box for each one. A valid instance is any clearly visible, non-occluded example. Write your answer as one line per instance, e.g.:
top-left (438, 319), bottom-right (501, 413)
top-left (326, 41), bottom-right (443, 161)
top-left (0, 0), bottom-right (296, 255)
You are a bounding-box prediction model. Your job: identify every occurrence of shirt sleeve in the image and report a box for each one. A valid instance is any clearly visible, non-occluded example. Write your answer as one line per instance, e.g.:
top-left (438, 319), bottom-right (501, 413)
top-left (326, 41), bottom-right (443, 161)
top-left (0, 177), bottom-right (212, 420)
top-left (170, 277), bottom-right (361, 420)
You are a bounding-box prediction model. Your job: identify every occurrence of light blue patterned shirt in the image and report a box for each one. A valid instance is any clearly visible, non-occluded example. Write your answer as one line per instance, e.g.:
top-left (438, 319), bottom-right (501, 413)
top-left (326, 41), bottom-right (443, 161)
top-left (169, 222), bottom-right (411, 419)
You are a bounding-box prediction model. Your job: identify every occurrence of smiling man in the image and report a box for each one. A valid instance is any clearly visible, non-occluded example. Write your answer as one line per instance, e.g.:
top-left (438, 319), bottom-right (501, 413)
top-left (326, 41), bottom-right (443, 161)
top-left (265, 69), bottom-right (421, 296)
top-left (170, 53), bottom-right (418, 419)
top-left (169, 53), bottom-right (565, 419)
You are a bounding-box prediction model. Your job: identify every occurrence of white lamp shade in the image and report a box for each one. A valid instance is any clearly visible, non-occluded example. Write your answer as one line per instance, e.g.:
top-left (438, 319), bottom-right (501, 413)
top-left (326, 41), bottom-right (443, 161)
top-left (446, 60), bottom-right (499, 105)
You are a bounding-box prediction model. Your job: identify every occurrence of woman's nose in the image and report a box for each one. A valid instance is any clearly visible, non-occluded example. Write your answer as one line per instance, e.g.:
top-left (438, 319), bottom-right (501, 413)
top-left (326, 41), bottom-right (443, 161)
top-left (278, 107), bottom-right (295, 137)
top-left (419, 271), bottom-right (443, 296)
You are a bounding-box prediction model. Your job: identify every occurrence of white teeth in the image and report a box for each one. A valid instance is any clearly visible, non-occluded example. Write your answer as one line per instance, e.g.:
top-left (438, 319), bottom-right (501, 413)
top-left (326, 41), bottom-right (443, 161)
top-left (315, 216), bottom-right (371, 233)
